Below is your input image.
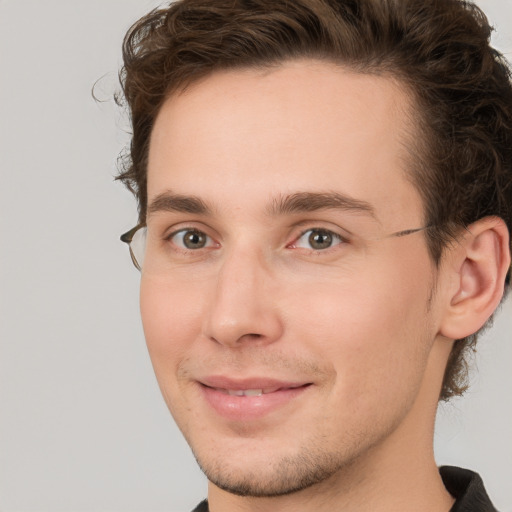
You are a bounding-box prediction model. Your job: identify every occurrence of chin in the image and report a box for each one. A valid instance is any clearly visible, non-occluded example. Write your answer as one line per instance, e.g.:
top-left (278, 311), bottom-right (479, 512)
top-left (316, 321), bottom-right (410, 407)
top-left (192, 442), bottom-right (350, 498)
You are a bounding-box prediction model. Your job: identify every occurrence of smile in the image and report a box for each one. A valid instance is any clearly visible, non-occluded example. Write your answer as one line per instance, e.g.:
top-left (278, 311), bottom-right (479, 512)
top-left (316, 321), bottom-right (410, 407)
top-left (199, 380), bottom-right (312, 421)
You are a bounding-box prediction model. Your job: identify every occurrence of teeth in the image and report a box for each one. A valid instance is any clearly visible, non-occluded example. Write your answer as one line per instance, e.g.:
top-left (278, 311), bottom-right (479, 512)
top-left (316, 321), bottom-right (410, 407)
top-left (227, 389), bottom-right (247, 396)
top-left (227, 389), bottom-right (263, 396)
top-left (243, 389), bottom-right (264, 396)
top-left (213, 386), bottom-right (289, 396)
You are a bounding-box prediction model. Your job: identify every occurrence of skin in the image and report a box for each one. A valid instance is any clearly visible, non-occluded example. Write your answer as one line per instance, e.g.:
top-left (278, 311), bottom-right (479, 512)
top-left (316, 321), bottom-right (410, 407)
top-left (141, 60), bottom-right (460, 512)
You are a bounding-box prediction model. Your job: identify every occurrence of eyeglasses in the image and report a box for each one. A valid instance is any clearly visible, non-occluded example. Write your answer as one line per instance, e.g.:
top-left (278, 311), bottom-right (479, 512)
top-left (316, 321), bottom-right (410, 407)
top-left (120, 224), bottom-right (147, 271)
top-left (120, 223), bottom-right (433, 272)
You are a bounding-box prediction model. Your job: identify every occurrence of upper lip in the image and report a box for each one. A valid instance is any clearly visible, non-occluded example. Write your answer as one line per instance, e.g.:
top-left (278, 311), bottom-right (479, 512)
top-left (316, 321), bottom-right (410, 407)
top-left (199, 376), bottom-right (311, 392)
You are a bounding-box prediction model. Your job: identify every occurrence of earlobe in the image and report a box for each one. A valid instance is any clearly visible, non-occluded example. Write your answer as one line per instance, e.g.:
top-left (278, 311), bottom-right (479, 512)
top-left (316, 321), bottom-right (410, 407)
top-left (439, 217), bottom-right (510, 340)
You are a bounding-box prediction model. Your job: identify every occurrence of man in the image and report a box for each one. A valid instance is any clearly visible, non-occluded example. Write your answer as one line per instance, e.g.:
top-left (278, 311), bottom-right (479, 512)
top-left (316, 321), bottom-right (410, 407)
top-left (118, 0), bottom-right (512, 510)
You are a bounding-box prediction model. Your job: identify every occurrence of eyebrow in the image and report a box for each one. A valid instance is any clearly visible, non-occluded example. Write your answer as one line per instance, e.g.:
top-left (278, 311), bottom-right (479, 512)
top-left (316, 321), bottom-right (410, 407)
top-left (147, 190), bottom-right (377, 220)
top-left (148, 191), bottom-right (211, 217)
top-left (267, 191), bottom-right (377, 219)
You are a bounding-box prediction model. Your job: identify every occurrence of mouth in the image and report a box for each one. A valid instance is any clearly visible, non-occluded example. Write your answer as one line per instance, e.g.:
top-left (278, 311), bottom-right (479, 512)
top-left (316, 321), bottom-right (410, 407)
top-left (208, 383), bottom-right (310, 397)
top-left (198, 378), bottom-right (313, 420)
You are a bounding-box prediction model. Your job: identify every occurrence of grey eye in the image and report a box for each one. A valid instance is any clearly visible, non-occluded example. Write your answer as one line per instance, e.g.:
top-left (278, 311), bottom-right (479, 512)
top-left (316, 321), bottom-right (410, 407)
top-left (308, 229), bottom-right (334, 250)
top-left (172, 229), bottom-right (210, 249)
top-left (295, 229), bottom-right (343, 250)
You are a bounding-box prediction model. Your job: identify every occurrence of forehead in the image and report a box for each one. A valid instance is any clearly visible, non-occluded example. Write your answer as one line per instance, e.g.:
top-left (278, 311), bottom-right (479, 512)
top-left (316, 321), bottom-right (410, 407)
top-left (148, 59), bottom-right (423, 226)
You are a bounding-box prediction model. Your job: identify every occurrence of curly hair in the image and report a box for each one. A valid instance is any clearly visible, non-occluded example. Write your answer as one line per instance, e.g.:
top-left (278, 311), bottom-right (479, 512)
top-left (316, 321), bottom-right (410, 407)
top-left (117, 0), bottom-right (512, 400)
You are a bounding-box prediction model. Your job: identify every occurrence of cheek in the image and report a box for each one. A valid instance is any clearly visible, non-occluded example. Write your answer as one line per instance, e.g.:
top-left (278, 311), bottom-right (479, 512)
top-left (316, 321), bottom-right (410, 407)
top-left (292, 270), bottom-right (428, 345)
top-left (140, 275), bottom-right (203, 372)
top-left (289, 267), bottom-right (434, 404)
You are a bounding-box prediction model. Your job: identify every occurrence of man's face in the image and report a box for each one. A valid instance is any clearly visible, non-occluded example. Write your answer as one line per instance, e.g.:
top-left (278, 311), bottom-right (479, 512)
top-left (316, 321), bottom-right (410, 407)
top-left (141, 60), bottom-right (444, 497)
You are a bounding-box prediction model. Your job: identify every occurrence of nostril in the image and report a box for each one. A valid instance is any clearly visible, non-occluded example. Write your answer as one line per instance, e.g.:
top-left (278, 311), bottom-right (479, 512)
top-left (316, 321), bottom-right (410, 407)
top-left (236, 333), bottom-right (264, 343)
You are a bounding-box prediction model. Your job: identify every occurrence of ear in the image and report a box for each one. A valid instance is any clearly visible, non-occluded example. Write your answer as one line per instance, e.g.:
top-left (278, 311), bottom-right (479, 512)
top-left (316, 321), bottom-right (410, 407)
top-left (439, 216), bottom-right (511, 340)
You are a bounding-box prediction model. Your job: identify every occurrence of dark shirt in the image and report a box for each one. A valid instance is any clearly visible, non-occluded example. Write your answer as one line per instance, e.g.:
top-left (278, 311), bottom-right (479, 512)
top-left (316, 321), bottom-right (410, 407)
top-left (191, 466), bottom-right (498, 511)
top-left (440, 466), bottom-right (498, 512)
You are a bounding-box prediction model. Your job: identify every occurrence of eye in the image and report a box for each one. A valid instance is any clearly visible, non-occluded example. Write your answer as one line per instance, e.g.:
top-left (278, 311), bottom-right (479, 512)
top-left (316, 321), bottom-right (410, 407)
top-left (169, 229), bottom-right (215, 250)
top-left (292, 228), bottom-right (346, 251)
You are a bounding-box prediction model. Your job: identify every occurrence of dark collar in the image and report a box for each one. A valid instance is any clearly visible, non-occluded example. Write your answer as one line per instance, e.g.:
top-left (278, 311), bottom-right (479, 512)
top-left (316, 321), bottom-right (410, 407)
top-left (191, 499), bottom-right (208, 512)
top-left (440, 466), bottom-right (498, 512)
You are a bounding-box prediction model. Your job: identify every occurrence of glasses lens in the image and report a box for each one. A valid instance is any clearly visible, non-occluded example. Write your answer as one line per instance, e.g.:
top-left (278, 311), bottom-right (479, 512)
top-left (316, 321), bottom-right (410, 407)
top-left (130, 226), bottom-right (147, 270)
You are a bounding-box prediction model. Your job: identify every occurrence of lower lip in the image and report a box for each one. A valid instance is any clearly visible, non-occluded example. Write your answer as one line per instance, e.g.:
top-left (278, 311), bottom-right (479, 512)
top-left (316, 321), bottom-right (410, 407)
top-left (199, 384), bottom-right (311, 421)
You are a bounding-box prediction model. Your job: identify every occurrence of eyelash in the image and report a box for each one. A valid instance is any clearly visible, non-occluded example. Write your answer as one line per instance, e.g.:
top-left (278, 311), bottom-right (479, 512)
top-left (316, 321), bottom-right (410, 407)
top-left (165, 226), bottom-right (348, 254)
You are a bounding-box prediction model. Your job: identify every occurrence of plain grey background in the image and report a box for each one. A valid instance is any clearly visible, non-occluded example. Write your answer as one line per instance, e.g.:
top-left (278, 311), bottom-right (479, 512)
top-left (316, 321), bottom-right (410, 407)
top-left (0, 1), bottom-right (511, 511)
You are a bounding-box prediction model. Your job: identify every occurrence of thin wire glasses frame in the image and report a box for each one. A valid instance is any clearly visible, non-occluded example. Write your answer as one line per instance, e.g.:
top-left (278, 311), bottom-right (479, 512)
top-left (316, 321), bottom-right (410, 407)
top-left (120, 222), bottom-right (434, 272)
top-left (121, 224), bottom-right (147, 271)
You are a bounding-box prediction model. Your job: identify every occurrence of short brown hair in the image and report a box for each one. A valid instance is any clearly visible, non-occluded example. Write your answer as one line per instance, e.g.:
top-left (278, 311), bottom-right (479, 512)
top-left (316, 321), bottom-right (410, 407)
top-left (117, 0), bottom-right (512, 400)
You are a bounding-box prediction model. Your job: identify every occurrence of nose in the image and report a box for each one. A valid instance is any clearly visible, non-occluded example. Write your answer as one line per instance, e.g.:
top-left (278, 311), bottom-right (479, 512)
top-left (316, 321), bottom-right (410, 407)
top-left (203, 248), bottom-right (284, 347)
